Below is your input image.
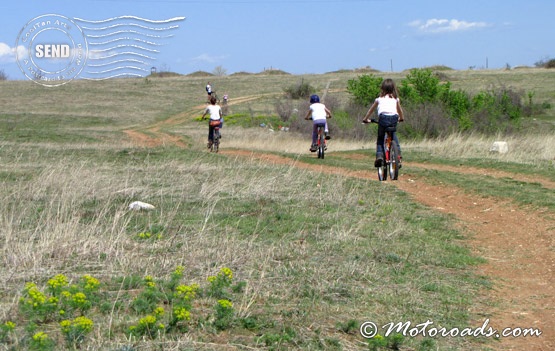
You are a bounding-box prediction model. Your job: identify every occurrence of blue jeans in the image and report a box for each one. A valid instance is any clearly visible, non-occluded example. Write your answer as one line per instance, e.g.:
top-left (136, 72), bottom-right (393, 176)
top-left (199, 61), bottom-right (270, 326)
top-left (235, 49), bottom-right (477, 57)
top-left (376, 114), bottom-right (401, 158)
top-left (312, 122), bottom-right (326, 145)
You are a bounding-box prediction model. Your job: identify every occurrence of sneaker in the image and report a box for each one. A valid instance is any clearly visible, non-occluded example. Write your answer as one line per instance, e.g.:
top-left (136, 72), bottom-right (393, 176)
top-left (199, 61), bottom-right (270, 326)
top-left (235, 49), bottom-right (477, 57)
top-left (374, 158), bottom-right (383, 167)
top-left (325, 132), bottom-right (331, 140)
top-left (310, 144), bottom-right (317, 152)
top-left (207, 141), bottom-right (213, 149)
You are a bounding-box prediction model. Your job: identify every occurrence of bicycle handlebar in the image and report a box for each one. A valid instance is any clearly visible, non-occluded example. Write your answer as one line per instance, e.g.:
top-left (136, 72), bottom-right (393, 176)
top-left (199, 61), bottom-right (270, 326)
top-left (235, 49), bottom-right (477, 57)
top-left (361, 118), bottom-right (403, 124)
top-left (361, 118), bottom-right (378, 124)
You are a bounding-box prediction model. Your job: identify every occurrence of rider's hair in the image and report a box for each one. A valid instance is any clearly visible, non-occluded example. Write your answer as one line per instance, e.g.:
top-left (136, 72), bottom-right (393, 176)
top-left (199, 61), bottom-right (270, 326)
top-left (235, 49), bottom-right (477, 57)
top-left (210, 96), bottom-right (217, 104)
top-left (380, 79), bottom-right (398, 98)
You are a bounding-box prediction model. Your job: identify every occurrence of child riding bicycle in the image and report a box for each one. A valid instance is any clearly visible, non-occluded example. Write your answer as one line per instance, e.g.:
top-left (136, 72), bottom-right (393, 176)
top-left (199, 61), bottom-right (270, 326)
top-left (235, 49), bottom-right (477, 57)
top-left (362, 79), bottom-right (404, 167)
top-left (304, 94), bottom-right (332, 152)
top-left (201, 96), bottom-right (222, 149)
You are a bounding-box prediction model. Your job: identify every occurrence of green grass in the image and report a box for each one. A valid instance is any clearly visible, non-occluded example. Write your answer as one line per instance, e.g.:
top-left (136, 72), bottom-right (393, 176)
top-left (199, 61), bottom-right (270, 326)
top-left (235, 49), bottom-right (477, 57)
top-left (1, 68), bottom-right (554, 350)
top-left (0, 142), bottom-right (488, 350)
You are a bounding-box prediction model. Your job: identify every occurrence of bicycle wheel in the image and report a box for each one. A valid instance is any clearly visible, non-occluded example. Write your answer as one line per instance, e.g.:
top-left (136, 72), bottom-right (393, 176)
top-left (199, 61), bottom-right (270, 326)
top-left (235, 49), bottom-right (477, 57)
top-left (377, 135), bottom-right (389, 181)
top-left (318, 127), bottom-right (325, 159)
top-left (377, 161), bottom-right (387, 181)
top-left (388, 140), bottom-right (400, 180)
top-left (212, 129), bottom-right (220, 153)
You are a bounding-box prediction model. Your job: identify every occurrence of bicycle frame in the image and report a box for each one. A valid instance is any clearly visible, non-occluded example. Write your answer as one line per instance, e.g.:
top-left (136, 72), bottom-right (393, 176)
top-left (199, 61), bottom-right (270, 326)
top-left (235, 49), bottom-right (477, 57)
top-left (378, 129), bottom-right (400, 181)
top-left (208, 123), bottom-right (221, 153)
top-left (365, 119), bottom-right (400, 181)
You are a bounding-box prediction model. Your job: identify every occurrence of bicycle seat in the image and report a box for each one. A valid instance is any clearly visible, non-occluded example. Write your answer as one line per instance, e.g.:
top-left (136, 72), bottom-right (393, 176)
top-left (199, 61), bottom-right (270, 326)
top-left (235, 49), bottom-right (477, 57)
top-left (384, 126), bottom-right (397, 132)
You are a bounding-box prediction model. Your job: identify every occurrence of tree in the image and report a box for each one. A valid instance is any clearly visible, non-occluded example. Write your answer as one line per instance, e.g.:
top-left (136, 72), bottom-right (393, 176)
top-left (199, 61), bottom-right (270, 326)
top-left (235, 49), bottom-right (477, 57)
top-left (212, 66), bottom-right (227, 77)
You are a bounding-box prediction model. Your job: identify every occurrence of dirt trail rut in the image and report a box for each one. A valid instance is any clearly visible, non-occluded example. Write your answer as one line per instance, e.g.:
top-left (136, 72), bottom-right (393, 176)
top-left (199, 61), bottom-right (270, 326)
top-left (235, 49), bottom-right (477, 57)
top-left (123, 105), bottom-right (554, 351)
top-left (220, 150), bottom-right (554, 351)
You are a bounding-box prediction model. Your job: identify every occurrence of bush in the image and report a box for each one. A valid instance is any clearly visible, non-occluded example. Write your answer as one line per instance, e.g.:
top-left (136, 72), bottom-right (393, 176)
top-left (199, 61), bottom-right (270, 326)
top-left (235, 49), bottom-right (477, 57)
top-left (274, 98), bottom-right (295, 122)
top-left (344, 68), bottom-right (527, 138)
top-left (283, 79), bottom-right (314, 99)
top-left (545, 59), bottom-right (555, 68)
top-left (346, 74), bottom-right (382, 106)
top-left (399, 68), bottom-right (450, 104)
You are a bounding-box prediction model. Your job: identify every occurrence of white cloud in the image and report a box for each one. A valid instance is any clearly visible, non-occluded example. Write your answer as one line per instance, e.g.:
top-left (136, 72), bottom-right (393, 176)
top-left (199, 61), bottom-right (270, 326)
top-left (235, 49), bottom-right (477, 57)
top-left (0, 42), bottom-right (27, 62)
top-left (409, 19), bottom-right (489, 33)
top-left (190, 53), bottom-right (227, 63)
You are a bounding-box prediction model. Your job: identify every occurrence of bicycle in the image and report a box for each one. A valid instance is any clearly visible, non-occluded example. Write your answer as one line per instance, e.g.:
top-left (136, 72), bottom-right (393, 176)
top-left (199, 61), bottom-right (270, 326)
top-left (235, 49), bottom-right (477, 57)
top-left (305, 120), bottom-right (327, 159)
top-left (208, 120), bottom-right (221, 153)
top-left (363, 118), bottom-right (401, 181)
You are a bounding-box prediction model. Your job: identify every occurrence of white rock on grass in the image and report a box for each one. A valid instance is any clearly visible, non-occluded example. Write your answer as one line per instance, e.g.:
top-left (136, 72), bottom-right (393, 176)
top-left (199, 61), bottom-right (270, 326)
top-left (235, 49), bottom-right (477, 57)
top-left (128, 201), bottom-right (155, 211)
top-left (490, 141), bottom-right (509, 154)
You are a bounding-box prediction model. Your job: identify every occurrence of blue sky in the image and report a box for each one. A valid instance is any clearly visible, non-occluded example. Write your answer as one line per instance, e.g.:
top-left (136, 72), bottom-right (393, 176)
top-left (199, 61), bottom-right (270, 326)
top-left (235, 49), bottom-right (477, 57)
top-left (1, 0), bottom-right (554, 80)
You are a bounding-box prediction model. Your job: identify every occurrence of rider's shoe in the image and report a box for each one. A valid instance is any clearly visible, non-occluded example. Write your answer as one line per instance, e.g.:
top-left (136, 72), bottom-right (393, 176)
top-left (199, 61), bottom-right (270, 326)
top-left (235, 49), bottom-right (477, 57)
top-left (207, 141), bottom-right (213, 149)
top-left (374, 157), bottom-right (383, 167)
top-left (310, 144), bottom-right (317, 152)
top-left (325, 132), bottom-right (331, 140)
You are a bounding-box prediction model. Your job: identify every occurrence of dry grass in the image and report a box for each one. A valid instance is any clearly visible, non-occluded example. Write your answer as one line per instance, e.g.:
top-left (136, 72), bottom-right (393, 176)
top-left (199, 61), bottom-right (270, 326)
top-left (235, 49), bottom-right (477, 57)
top-left (1, 68), bottom-right (554, 349)
top-left (0, 140), bottom-right (485, 350)
top-left (191, 125), bottom-right (554, 166)
top-left (405, 132), bottom-right (555, 164)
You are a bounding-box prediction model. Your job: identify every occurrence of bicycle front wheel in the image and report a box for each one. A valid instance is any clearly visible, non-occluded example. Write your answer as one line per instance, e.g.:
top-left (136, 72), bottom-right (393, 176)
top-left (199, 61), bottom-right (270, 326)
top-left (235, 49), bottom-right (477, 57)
top-left (388, 141), bottom-right (400, 180)
top-left (318, 129), bottom-right (325, 159)
top-left (377, 161), bottom-right (387, 181)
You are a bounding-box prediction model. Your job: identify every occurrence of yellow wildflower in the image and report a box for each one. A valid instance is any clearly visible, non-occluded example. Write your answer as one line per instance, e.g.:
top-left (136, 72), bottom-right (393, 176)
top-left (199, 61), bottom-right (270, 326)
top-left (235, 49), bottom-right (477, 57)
top-left (173, 306), bottom-right (191, 321)
top-left (47, 274), bottom-right (69, 290)
top-left (82, 275), bottom-right (100, 291)
top-left (217, 299), bottom-right (233, 309)
top-left (220, 267), bottom-right (233, 280)
top-left (32, 331), bottom-right (48, 341)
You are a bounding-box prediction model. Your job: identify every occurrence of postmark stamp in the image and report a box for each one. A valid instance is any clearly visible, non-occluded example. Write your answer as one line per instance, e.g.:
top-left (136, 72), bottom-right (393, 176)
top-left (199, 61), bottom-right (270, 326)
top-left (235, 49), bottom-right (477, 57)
top-left (15, 14), bottom-right (88, 87)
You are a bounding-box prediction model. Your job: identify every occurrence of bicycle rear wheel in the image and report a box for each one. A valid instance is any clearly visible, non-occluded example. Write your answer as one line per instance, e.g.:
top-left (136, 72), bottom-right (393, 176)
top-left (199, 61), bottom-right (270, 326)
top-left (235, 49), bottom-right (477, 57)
top-left (211, 129), bottom-right (220, 153)
top-left (388, 140), bottom-right (400, 180)
top-left (317, 127), bottom-right (325, 159)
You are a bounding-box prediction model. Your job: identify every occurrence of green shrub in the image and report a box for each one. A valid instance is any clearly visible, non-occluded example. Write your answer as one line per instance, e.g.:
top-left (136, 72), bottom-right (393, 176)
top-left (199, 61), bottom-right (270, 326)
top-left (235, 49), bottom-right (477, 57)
top-left (399, 68), bottom-right (450, 104)
top-left (346, 74), bottom-right (382, 106)
top-left (284, 79), bottom-right (314, 99)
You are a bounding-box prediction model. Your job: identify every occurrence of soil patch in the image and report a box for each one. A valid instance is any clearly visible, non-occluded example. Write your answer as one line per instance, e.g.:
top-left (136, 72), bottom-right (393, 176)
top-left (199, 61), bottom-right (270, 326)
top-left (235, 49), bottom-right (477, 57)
top-left (222, 149), bottom-right (554, 351)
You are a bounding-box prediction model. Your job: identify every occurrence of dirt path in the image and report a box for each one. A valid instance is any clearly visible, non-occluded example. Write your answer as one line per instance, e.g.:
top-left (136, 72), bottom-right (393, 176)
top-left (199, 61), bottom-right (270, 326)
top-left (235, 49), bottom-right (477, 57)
top-left (123, 94), bottom-right (276, 148)
top-left (220, 150), bottom-right (554, 351)
top-left (123, 108), bottom-right (554, 351)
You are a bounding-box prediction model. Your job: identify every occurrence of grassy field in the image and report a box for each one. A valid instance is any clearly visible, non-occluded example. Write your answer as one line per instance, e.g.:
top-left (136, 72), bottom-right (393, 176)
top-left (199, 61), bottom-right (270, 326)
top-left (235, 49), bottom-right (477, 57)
top-left (0, 68), bottom-right (553, 350)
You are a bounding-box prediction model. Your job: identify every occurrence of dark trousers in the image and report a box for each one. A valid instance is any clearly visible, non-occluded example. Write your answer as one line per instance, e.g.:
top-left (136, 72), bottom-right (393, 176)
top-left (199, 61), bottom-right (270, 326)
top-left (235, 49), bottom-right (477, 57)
top-left (376, 114), bottom-right (400, 158)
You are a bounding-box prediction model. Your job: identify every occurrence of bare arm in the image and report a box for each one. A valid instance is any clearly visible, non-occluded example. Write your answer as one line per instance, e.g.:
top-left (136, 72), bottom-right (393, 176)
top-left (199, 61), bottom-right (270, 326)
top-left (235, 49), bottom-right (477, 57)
top-left (325, 107), bottom-right (332, 119)
top-left (362, 100), bottom-right (378, 122)
top-left (396, 100), bottom-right (404, 121)
top-left (304, 109), bottom-right (312, 120)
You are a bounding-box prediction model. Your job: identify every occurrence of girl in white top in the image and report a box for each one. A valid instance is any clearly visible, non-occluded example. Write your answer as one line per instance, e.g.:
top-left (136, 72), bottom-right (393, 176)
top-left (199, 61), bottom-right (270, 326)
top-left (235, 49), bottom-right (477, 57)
top-left (304, 94), bottom-right (332, 152)
top-left (201, 96), bottom-right (222, 148)
top-left (362, 78), bottom-right (405, 167)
